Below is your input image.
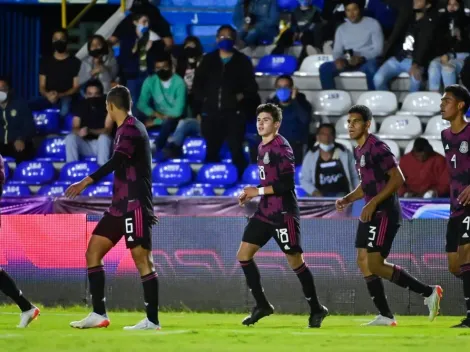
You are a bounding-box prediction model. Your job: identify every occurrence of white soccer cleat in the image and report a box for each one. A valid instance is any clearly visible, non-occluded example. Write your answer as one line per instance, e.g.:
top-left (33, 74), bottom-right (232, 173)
top-left (70, 312), bottom-right (110, 329)
top-left (361, 315), bottom-right (397, 326)
top-left (17, 306), bottom-right (40, 328)
top-left (123, 318), bottom-right (161, 331)
top-left (424, 285), bottom-right (443, 322)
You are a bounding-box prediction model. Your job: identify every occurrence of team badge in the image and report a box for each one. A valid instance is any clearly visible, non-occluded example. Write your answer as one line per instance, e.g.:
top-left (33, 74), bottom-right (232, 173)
top-left (460, 141), bottom-right (468, 154)
top-left (10, 109), bottom-right (16, 117)
top-left (263, 152), bottom-right (270, 164)
top-left (360, 155), bottom-right (365, 167)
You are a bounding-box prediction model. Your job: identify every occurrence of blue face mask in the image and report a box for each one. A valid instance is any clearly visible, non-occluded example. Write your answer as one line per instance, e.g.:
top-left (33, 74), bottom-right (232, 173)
top-left (218, 39), bottom-right (234, 52)
top-left (137, 24), bottom-right (149, 35)
top-left (276, 87), bottom-right (292, 102)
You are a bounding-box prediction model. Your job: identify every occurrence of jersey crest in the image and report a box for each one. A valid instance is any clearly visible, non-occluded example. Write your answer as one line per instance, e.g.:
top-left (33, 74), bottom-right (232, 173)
top-left (460, 141), bottom-right (468, 154)
top-left (263, 152), bottom-right (270, 164)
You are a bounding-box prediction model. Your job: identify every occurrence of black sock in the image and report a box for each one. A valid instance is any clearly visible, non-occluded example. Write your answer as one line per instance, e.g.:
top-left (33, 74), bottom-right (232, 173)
top-left (0, 269), bottom-right (32, 312)
top-left (365, 275), bottom-right (393, 319)
top-left (239, 259), bottom-right (270, 308)
top-left (87, 265), bottom-right (106, 316)
top-left (142, 272), bottom-right (159, 325)
top-left (293, 263), bottom-right (322, 313)
top-left (460, 264), bottom-right (470, 319)
top-left (391, 265), bottom-right (433, 297)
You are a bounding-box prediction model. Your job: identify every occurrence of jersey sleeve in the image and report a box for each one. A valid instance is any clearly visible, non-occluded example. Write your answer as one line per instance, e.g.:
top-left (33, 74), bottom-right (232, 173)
top-left (278, 145), bottom-right (295, 175)
top-left (373, 141), bottom-right (398, 173)
top-left (114, 126), bottom-right (140, 158)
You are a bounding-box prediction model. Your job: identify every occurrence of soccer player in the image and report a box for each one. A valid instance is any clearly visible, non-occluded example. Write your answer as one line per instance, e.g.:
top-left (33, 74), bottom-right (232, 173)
top-left (65, 85), bottom-right (159, 330)
top-left (0, 155), bottom-right (40, 328)
top-left (336, 104), bottom-right (442, 326)
top-left (237, 103), bottom-right (328, 328)
top-left (440, 84), bottom-right (470, 328)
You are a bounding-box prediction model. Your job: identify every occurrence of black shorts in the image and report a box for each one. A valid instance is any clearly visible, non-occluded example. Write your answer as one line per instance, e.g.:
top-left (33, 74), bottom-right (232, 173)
top-left (93, 207), bottom-right (153, 250)
top-left (242, 216), bottom-right (303, 254)
top-left (355, 211), bottom-right (400, 258)
top-left (446, 212), bottom-right (470, 252)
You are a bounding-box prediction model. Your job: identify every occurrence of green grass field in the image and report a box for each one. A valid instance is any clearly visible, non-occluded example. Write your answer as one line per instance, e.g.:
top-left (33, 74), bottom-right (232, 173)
top-left (0, 306), bottom-right (469, 351)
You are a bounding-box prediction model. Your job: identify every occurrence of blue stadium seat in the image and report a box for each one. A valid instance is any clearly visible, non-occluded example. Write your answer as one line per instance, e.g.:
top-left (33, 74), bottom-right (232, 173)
top-left (58, 161), bottom-right (100, 185)
top-left (33, 109), bottom-right (60, 135)
top-left (11, 161), bottom-right (55, 185)
top-left (4, 163), bottom-right (9, 180)
top-left (148, 130), bottom-right (160, 139)
top-left (176, 184), bottom-right (215, 196)
top-left (2, 184), bottom-right (31, 197)
top-left (85, 184), bottom-right (113, 197)
top-left (153, 162), bottom-right (193, 186)
top-left (182, 137), bottom-right (207, 162)
top-left (190, 25), bottom-right (220, 47)
top-left (295, 186), bottom-right (307, 197)
top-left (223, 184), bottom-right (250, 197)
top-left (83, 156), bottom-right (97, 162)
top-left (37, 137), bottom-right (66, 162)
top-left (60, 114), bottom-right (74, 134)
top-left (277, 0), bottom-right (299, 11)
top-left (256, 55), bottom-right (297, 76)
top-left (220, 144), bottom-right (252, 163)
top-left (152, 184), bottom-right (169, 196)
top-left (37, 184), bottom-right (67, 197)
top-left (196, 163), bottom-right (238, 186)
top-left (3, 156), bottom-right (14, 163)
top-left (162, 10), bottom-right (233, 25)
top-left (242, 164), bottom-right (260, 184)
top-left (295, 165), bottom-right (302, 185)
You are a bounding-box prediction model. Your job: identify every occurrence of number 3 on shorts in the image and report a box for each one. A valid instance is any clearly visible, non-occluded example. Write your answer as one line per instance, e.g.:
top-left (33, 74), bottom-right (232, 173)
top-left (276, 228), bottom-right (289, 244)
top-left (125, 218), bottom-right (134, 234)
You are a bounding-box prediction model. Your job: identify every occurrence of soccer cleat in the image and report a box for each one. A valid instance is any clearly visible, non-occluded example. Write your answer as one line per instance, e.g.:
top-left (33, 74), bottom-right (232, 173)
top-left (424, 285), bottom-right (443, 322)
top-left (361, 315), bottom-right (397, 326)
top-left (242, 304), bottom-right (274, 326)
top-left (308, 305), bottom-right (329, 328)
top-left (70, 312), bottom-right (110, 329)
top-left (451, 318), bottom-right (470, 328)
top-left (17, 306), bottom-right (40, 328)
top-left (123, 318), bottom-right (161, 331)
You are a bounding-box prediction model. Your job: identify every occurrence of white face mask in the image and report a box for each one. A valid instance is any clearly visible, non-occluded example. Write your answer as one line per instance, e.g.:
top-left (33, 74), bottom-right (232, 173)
top-left (0, 91), bottom-right (7, 103)
top-left (319, 143), bottom-right (335, 152)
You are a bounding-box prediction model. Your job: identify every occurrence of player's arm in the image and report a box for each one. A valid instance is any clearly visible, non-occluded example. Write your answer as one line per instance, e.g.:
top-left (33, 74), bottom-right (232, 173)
top-left (336, 184), bottom-right (364, 212)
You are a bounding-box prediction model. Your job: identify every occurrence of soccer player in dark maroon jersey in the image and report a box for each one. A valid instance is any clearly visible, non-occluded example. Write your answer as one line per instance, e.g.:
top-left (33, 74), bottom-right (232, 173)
top-left (237, 103), bottom-right (328, 328)
top-left (0, 155), bottom-right (40, 328)
top-left (440, 84), bottom-right (470, 328)
top-left (65, 86), bottom-right (159, 330)
top-left (336, 105), bottom-right (442, 326)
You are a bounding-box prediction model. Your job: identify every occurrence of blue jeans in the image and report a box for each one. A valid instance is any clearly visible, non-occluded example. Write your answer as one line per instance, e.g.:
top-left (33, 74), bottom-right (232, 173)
top-left (373, 57), bottom-right (422, 92)
top-left (319, 59), bottom-right (378, 90)
top-left (169, 118), bottom-right (201, 147)
top-left (155, 118), bottom-right (180, 151)
top-left (29, 96), bottom-right (73, 118)
top-left (428, 53), bottom-right (469, 91)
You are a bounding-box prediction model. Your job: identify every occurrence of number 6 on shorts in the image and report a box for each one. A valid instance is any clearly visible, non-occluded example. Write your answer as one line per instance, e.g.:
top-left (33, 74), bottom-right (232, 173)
top-left (125, 217), bottom-right (134, 234)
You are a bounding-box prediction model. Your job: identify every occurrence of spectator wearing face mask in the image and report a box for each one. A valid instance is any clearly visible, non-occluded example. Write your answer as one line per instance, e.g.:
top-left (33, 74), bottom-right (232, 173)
top-left (79, 35), bottom-right (118, 94)
top-left (138, 52), bottom-right (186, 159)
top-left (300, 124), bottom-right (358, 197)
top-left (266, 75), bottom-right (312, 164)
top-left (0, 77), bottom-right (36, 163)
top-left (31, 29), bottom-right (81, 118)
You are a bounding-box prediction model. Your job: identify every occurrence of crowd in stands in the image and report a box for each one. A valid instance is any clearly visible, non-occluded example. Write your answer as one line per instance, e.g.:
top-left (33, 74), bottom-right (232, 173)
top-left (2, 0), bottom-right (469, 198)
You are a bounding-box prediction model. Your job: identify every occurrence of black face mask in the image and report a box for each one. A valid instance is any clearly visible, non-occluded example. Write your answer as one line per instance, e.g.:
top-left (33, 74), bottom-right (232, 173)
top-left (53, 40), bottom-right (67, 53)
top-left (86, 96), bottom-right (104, 108)
top-left (156, 69), bottom-right (172, 81)
top-left (89, 48), bottom-right (105, 58)
top-left (184, 47), bottom-right (201, 59)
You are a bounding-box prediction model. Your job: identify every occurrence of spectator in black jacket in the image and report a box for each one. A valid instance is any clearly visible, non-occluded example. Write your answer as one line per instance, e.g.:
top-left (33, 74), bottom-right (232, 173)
top-left (373, 0), bottom-right (440, 92)
top-left (428, 0), bottom-right (470, 91)
top-left (0, 77), bottom-right (36, 163)
top-left (192, 25), bottom-right (259, 178)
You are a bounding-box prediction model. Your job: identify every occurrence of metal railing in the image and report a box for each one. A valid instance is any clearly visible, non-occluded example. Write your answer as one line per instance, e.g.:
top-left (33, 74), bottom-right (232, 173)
top-left (61, 0), bottom-right (126, 29)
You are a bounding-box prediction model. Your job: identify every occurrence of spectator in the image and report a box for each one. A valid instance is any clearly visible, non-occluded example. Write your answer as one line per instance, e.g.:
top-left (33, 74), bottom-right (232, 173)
top-left (398, 138), bottom-right (449, 198)
top-left (428, 0), bottom-right (470, 91)
top-left (192, 25), bottom-right (259, 178)
top-left (233, 0), bottom-right (280, 47)
top-left (365, 0), bottom-right (397, 39)
top-left (300, 124), bottom-right (358, 197)
top-left (0, 77), bottom-right (36, 163)
top-left (64, 80), bottom-right (113, 166)
top-left (137, 52), bottom-right (186, 159)
top-left (319, 0), bottom-right (383, 90)
top-left (317, 0), bottom-right (345, 48)
top-left (33, 29), bottom-right (81, 118)
top-left (373, 0), bottom-right (439, 92)
top-left (79, 35), bottom-right (119, 94)
top-left (271, 0), bottom-right (324, 60)
top-left (163, 36), bottom-right (204, 159)
top-left (266, 75), bottom-right (312, 164)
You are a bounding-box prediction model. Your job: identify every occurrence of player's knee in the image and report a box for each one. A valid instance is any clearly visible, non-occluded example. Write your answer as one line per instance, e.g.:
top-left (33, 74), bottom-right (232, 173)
top-left (131, 250), bottom-right (153, 272)
top-left (85, 248), bottom-right (101, 266)
top-left (285, 253), bottom-right (303, 269)
top-left (236, 249), bottom-right (252, 262)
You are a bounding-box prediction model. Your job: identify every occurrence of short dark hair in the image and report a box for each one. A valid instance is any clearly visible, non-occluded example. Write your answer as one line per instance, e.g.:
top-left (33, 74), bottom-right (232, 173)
top-left (0, 76), bottom-right (11, 88)
top-left (217, 25), bottom-right (237, 40)
top-left (444, 84), bottom-right (470, 113)
top-left (84, 79), bottom-right (104, 95)
top-left (53, 28), bottom-right (68, 41)
top-left (412, 137), bottom-right (433, 154)
top-left (275, 75), bottom-right (294, 87)
top-left (348, 104), bottom-right (373, 122)
top-left (317, 123), bottom-right (336, 137)
top-left (87, 34), bottom-right (109, 55)
top-left (133, 13), bottom-right (148, 22)
top-left (256, 103), bottom-right (283, 123)
top-left (154, 51), bottom-right (173, 67)
top-left (107, 85), bottom-right (131, 112)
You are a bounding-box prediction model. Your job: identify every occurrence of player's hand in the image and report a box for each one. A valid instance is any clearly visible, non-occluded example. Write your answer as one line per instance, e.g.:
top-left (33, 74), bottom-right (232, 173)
top-left (238, 191), bottom-right (248, 207)
top-left (335, 197), bottom-right (349, 212)
top-left (360, 200), bottom-right (377, 223)
top-left (243, 186), bottom-right (260, 199)
top-left (65, 180), bottom-right (89, 199)
top-left (458, 186), bottom-right (470, 206)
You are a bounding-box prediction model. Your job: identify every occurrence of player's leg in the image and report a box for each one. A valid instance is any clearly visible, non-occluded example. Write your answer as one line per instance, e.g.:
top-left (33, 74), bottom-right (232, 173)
top-left (238, 218), bottom-right (274, 326)
top-left (0, 268), bottom-right (40, 328)
top-left (452, 244), bottom-right (470, 327)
